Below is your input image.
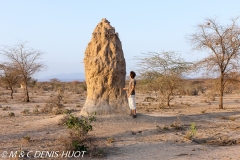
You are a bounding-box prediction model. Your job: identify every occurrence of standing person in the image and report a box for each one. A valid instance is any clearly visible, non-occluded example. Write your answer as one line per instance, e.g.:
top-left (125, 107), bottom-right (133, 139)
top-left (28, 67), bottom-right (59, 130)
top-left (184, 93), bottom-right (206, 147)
top-left (123, 71), bottom-right (137, 118)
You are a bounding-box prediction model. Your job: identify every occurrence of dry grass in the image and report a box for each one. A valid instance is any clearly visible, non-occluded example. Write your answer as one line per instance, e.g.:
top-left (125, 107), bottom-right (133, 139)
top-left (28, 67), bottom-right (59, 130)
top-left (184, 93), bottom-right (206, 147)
top-left (170, 116), bottom-right (183, 130)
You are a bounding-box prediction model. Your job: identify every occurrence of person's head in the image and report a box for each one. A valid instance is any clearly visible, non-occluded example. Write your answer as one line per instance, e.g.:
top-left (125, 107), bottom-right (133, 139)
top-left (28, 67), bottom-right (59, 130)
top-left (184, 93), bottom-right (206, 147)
top-left (130, 71), bottom-right (136, 79)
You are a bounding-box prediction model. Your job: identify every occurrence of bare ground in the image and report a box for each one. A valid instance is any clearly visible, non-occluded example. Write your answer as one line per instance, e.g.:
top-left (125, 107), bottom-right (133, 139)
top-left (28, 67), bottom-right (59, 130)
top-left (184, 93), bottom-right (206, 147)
top-left (0, 90), bottom-right (240, 160)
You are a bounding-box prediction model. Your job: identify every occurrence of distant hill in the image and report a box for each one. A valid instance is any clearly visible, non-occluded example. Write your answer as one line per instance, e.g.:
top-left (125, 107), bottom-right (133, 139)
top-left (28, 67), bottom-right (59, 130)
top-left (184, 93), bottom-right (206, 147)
top-left (38, 72), bottom-right (85, 82)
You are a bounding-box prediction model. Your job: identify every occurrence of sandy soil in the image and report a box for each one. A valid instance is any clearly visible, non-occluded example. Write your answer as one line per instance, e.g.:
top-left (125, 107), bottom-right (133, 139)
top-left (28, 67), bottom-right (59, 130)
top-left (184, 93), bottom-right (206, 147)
top-left (0, 89), bottom-right (240, 160)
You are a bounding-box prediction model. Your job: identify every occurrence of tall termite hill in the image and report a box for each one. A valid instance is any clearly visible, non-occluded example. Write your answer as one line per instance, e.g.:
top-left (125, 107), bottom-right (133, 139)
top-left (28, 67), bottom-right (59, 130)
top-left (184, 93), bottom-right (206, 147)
top-left (80, 18), bottom-right (129, 115)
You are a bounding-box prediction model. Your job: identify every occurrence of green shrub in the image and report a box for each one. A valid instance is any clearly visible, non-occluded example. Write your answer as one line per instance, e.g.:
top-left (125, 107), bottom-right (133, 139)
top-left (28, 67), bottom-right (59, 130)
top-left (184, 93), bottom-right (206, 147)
top-left (63, 114), bottom-right (96, 137)
top-left (185, 122), bottom-right (197, 140)
top-left (72, 141), bottom-right (88, 152)
top-left (107, 137), bottom-right (115, 143)
top-left (61, 113), bottom-right (96, 152)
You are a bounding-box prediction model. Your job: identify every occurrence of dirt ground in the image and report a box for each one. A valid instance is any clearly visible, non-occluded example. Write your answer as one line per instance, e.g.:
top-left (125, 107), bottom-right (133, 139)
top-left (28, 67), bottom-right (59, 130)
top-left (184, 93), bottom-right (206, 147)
top-left (0, 88), bottom-right (240, 160)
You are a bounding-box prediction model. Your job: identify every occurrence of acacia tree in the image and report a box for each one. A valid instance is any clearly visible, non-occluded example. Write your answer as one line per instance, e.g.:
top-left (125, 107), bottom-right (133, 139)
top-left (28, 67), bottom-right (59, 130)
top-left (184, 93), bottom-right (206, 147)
top-left (0, 43), bottom-right (45, 102)
top-left (0, 63), bottom-right (20, 99)
top-left (188, 17), bottom-right (240, 109)
top-left (137, 52), bottom-right (191, 107)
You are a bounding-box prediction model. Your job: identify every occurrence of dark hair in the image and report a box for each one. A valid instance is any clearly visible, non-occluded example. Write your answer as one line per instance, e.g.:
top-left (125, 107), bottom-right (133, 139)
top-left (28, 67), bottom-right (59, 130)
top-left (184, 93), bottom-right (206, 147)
top-left (130, 71), bottom-right (136, 78)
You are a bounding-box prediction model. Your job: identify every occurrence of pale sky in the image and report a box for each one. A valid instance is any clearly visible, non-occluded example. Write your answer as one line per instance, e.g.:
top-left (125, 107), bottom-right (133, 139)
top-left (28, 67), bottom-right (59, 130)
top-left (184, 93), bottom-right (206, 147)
top-left (0, 0), bottom-right (240, 79)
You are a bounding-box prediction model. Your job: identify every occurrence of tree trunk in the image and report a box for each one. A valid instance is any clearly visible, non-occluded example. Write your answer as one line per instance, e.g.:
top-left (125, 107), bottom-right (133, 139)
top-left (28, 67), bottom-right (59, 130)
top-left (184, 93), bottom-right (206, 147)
top-left (167, 94), bottom-right (170, 107)
top-left (25, 91), bottom-right (30, 102)
top-left (167, 100), bottom-right (170, 107)
top-left (219, 74), bottom-right (224, 109)
top-left (10, 87), bottom-right (13, 99)
top-left (24, 84), bottom-right (30, 102)
top-left (166, 87), bottom-right (174, 107)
